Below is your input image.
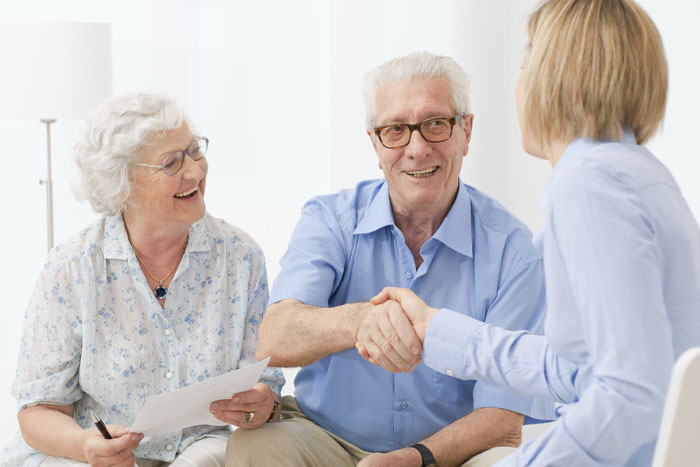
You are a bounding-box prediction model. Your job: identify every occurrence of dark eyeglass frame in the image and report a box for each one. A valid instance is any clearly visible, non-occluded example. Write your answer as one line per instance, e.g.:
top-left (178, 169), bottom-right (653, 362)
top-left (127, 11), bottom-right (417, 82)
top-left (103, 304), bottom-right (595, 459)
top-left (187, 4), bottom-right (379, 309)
top-left (373, 115), bottom-right (463, 149)
top-left (134, 136), bottom-right (209, 176)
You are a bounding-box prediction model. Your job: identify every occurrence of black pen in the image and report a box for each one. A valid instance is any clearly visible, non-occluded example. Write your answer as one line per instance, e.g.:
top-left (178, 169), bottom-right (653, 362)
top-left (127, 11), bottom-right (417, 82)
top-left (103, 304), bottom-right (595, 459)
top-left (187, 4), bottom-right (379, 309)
top-left (90, 408), bottom-right (113, 439)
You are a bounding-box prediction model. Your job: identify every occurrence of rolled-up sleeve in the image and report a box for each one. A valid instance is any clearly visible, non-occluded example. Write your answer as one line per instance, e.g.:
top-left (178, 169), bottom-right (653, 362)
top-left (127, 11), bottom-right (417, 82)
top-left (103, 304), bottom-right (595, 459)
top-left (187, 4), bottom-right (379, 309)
top-left (12, 257), bottom-right (85, 411)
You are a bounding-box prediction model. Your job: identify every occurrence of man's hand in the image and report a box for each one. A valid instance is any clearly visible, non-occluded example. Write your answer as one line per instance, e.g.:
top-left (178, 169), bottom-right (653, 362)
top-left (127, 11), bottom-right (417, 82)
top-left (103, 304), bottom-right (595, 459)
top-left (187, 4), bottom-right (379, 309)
top-left (81, 425), bottom-right (143, 467)
top-left (371, 287), bottom-right (438, 341)
top-left (355, 300), bottom-right (422, 373)
top-left (357, 447), bottom-right (422, 467)
top-left (209, 383), bottom-right (278, 429)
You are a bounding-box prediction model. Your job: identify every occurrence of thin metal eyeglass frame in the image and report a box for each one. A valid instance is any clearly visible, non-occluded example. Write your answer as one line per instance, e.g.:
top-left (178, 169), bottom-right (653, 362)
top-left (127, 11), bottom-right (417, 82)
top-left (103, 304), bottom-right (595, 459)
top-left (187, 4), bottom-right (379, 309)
top-left (134, 136), bottom-right (209, 175)
top-left (373, 115), bottom-right (463, 149)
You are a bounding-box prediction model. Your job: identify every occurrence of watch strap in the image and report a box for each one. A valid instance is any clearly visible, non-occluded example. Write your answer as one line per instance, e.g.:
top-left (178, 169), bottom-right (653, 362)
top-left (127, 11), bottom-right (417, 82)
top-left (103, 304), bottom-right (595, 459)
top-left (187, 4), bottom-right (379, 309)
top-left (410, 443), bottom-right (437, 467)
top-left (266, 397), bottom-right (280, 423)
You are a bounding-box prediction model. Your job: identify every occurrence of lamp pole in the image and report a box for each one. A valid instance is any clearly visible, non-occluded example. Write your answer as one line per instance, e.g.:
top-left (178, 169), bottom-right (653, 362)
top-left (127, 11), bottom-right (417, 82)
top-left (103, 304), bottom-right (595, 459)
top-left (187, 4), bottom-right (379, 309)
top-left (0, 22), bottom-right (112, 251)
top-left (39, 119), bottom-right (56, 251)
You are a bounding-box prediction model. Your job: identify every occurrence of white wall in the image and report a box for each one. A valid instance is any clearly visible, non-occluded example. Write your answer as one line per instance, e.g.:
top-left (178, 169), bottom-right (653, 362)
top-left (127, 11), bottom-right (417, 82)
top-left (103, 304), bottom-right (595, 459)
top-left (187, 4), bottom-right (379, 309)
top-left (1, 0), bottom-right (698, 445)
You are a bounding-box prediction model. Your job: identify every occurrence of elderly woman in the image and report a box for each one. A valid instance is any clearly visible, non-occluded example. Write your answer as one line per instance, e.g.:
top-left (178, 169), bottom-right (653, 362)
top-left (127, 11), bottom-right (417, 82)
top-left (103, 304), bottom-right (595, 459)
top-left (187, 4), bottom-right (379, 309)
top-left (361, 1), bottom-right (700, 466)
top-left (1, 93), bottom-right (284, 467)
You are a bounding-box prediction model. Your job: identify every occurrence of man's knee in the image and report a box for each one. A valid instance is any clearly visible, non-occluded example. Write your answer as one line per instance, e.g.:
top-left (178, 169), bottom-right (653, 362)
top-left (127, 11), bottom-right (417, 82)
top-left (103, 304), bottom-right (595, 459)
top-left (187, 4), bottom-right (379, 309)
top-left (228, 425), bottom-right (278, 462)
top-left (226, 420), bottom-right (356, 467)
top-left (226, 422), bottom-right (307, 466)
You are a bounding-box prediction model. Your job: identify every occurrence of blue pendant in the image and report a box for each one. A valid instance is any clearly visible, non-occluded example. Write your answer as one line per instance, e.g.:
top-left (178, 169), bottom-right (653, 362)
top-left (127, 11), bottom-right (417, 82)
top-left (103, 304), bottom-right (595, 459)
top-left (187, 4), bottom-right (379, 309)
top-left (154, 284), bottom-right (167, 299)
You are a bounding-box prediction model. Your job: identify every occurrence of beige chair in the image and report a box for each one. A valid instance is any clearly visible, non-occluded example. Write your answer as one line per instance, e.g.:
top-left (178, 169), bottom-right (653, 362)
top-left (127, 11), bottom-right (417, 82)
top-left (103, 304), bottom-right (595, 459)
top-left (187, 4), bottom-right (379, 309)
top-left (652, 347), bottom-right (700, 467)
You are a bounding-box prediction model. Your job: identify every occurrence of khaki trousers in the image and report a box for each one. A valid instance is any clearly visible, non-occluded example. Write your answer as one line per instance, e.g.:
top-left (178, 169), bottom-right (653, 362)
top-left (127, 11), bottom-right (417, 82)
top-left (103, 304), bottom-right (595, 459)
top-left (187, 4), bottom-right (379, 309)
top-left (40, 436), bottom-right (226, 467)
top-left (226, 395), bottom-right (553, 467)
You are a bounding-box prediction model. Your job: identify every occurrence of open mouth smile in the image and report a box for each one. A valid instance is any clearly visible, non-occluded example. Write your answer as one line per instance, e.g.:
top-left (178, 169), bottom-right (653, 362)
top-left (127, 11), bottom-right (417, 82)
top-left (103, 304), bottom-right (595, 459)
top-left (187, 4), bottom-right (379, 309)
top-left (174, 187), bottom-right (198, 199)
top-left (404, 166), bottom-right (438, 178)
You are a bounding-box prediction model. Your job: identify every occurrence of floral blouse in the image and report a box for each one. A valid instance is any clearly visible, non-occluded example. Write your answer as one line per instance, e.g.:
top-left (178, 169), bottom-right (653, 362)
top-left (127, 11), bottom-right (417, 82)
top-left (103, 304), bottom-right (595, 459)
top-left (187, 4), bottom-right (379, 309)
top-left (1, 213), bottom-right (284, 466)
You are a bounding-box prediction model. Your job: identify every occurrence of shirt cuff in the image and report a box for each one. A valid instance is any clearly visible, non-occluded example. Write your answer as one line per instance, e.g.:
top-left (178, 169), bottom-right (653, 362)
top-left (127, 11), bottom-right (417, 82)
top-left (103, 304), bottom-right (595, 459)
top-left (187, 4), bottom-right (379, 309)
top-left (423, 308), bottom-right (484, 378)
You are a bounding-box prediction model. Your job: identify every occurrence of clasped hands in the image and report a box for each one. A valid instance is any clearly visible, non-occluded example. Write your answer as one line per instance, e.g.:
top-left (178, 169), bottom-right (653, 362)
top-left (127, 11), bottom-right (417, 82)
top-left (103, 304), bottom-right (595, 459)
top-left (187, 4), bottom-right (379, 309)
top-left (355, 287), bottom-right (438, 373)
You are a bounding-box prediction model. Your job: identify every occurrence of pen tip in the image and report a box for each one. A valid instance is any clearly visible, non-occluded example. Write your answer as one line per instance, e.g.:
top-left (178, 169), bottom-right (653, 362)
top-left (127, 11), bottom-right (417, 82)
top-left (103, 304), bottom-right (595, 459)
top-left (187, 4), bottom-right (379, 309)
top-left (89, 409), bottom-right (99, 423)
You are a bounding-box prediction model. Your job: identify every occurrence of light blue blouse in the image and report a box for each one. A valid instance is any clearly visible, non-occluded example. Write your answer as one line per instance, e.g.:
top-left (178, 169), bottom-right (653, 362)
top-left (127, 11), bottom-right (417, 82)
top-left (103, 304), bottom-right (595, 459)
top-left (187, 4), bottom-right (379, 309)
top-left (425, 132), bottom-right (700, 466)
top-left (1, 213), bottom-right (284, 466)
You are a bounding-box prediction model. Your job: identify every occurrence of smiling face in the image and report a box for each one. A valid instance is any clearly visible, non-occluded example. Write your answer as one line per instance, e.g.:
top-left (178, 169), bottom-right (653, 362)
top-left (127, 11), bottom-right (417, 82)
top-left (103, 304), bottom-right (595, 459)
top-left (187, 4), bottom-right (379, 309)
top-left (126, 125), bottom-right (208, 233)
top-left (369, 78), bottom-right (472, 217)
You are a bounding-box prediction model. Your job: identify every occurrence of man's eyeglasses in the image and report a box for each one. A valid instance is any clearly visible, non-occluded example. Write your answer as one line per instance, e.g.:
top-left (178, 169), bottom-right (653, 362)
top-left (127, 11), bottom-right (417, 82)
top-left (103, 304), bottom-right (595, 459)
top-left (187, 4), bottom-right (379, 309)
top-left (373, 115), bottom-right (463, 149)
top-left (134, 136), bottom-right (209, 176)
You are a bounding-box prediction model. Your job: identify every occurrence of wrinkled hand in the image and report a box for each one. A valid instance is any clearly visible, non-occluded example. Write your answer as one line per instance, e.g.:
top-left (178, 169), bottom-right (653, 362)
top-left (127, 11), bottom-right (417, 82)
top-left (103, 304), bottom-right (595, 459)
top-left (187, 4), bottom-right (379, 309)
top-left (371, 287), bottom-right (438, 342)
top-left (355, 300), bottom-right (422, 373)
top-left (209, 383), bottom-right (277, 429)
top-left (357, 447), bottom-right (422, 467)
top-left (82, 425), bottom-right (143, 467)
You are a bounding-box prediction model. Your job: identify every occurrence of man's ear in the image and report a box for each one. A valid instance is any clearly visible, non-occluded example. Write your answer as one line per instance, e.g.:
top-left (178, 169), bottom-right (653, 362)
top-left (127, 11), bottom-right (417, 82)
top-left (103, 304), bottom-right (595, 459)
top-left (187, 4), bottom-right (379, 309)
top-left (368, 130), bottom-right (383, 169)
top-left (461, 114), bottom-right (474, 156)
top-left (368, 129), bottom-right (378, 151)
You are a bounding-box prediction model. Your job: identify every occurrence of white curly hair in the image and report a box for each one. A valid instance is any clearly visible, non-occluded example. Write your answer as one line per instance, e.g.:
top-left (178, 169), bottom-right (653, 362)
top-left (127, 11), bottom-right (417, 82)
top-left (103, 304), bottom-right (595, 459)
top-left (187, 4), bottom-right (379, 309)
top-left (72, 93), bottom-right (191, 216)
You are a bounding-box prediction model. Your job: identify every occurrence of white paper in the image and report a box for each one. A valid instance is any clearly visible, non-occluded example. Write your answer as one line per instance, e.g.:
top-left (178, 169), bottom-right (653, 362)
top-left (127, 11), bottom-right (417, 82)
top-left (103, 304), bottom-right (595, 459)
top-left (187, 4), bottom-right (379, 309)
top-left (130, 357), bottom-right (270, 435)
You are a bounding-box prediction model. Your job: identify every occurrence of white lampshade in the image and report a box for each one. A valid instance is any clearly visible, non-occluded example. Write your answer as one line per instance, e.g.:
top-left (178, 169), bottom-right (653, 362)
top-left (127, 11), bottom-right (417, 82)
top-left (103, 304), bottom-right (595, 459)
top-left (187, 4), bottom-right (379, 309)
top-left (0, 22), bottom-right (112, 120)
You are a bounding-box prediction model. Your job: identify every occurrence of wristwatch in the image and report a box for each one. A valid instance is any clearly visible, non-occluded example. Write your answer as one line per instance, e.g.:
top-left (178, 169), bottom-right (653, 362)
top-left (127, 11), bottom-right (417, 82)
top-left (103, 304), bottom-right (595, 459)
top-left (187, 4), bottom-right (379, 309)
top-left (266, 397), bottom-right (280, 423)
top-left (410, 443), bottom-right (437, 467)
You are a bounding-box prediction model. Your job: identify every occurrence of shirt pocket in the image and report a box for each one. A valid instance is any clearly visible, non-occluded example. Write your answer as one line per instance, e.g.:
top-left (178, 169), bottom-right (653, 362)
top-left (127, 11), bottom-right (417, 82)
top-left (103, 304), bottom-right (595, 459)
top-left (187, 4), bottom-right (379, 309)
top-left (433, 372), bottom-right (474, 406)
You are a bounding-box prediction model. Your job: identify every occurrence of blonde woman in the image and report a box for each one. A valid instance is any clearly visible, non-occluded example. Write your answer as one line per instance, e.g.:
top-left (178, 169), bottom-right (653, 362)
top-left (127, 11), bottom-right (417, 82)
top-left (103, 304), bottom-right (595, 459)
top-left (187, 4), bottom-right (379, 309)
top-left (363, 1), bottom-right (700, 466)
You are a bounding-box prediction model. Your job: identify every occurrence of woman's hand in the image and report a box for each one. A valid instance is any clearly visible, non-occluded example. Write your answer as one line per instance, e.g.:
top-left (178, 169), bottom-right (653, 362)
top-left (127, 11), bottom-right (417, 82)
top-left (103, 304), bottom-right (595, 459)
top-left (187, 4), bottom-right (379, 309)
top-left (209, 383), bottom-right (279, 430)
top-left (81, 425), bottom-right (143, 467)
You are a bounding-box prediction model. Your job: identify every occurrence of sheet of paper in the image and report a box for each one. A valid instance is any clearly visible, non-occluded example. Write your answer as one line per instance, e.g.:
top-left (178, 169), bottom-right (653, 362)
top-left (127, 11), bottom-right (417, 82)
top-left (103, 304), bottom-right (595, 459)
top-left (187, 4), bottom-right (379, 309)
top-left (130, 357), bottom-right (270, 435)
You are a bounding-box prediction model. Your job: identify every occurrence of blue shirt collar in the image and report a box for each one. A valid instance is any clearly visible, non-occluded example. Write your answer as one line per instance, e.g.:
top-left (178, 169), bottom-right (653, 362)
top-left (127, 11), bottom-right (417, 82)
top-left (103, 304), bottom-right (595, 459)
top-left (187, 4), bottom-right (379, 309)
top-left (103, 214), bottom-right (212, 260)
top-left (433, 182), bottom-right (473, 258)
top-left (354, 181), bottom-right (395, 235)
top-left (354, 179), bottom-right (473, 258)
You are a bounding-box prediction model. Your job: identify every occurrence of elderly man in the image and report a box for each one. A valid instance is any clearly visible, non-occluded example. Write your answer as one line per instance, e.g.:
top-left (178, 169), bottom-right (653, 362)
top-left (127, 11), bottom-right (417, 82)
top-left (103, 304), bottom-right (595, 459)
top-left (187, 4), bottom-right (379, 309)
top-left (226, 51), bottom-right (553, 467)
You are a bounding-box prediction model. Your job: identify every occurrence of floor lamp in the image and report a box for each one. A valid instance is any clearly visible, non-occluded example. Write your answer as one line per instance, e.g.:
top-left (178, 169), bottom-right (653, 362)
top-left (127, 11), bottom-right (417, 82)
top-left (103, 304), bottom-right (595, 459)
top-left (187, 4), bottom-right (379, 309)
top-left (0, 22), bottom-right (112, 251)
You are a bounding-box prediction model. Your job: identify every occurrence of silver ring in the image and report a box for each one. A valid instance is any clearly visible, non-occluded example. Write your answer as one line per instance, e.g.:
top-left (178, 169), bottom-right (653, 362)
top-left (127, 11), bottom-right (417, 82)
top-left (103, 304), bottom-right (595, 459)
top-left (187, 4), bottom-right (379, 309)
top-left (245, 412), bottom-right (255, 423)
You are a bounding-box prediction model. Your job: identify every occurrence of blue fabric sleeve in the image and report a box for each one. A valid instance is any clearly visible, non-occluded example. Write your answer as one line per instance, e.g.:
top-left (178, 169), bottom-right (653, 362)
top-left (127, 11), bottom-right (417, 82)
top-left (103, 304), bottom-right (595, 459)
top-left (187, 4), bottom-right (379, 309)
top-left (425, 308), bottom-right (577, 410)
top-left (269, 199), bottom-right (348, 308)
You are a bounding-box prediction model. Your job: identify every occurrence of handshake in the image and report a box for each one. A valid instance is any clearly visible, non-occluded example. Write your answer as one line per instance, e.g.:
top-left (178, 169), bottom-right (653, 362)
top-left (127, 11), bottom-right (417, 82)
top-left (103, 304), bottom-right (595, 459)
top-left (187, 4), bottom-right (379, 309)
top-left (355, 287), bottom-right (439, 373)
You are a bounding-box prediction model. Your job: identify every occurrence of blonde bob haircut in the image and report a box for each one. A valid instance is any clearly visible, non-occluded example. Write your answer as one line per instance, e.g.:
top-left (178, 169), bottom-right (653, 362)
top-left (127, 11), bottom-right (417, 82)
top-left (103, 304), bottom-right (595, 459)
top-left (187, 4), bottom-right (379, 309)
top-left (524, 0), bottom-right (667, 145)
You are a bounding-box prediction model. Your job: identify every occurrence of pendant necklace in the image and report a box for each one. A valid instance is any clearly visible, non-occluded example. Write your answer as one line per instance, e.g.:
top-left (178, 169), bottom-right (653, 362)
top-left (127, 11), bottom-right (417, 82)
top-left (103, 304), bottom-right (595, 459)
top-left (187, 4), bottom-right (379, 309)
top-left (132, 236), bottom-right (188, 300)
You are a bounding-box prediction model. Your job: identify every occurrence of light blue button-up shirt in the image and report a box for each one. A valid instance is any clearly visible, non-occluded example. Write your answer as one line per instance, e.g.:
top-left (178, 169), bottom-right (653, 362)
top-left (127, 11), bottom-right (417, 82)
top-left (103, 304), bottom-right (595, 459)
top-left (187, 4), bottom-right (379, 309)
top-left (270, 179), bottom-right (555, 452)
top-left (1, 213), bottom-right (284, 466)
top-left (425, 132), bottom-right (700, 466)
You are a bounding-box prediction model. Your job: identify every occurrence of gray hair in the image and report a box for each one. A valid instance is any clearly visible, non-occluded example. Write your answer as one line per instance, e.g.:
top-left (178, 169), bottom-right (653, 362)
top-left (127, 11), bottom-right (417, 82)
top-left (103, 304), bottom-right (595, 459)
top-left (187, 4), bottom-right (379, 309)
top-left (362, 51), bottom-right (471, 128)
top-left (72, 93), bottom-right (190, 216)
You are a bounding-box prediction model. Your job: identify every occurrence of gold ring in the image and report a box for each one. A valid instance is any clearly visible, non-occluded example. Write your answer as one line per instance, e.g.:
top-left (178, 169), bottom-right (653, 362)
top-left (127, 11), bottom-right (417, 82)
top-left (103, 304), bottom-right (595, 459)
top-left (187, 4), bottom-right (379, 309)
top-left (245, 412), bottom-right (255, 423)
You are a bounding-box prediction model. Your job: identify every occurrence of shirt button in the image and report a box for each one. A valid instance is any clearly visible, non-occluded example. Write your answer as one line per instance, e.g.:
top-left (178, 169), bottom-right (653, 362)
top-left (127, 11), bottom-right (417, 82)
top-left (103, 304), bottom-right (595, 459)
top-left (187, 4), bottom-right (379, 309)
top-left (166, 372), bottom-right (173, 379)
top-left (400, 401), bottom-right (408, 409)
top-left (404, 271), bottom-right (412, 279)
top-left (165, 329), bottom-right (171, 336)
top-left (166, 444), bottom-right (174, 451)
top-left (446, 370), bottom-right (454, 377)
